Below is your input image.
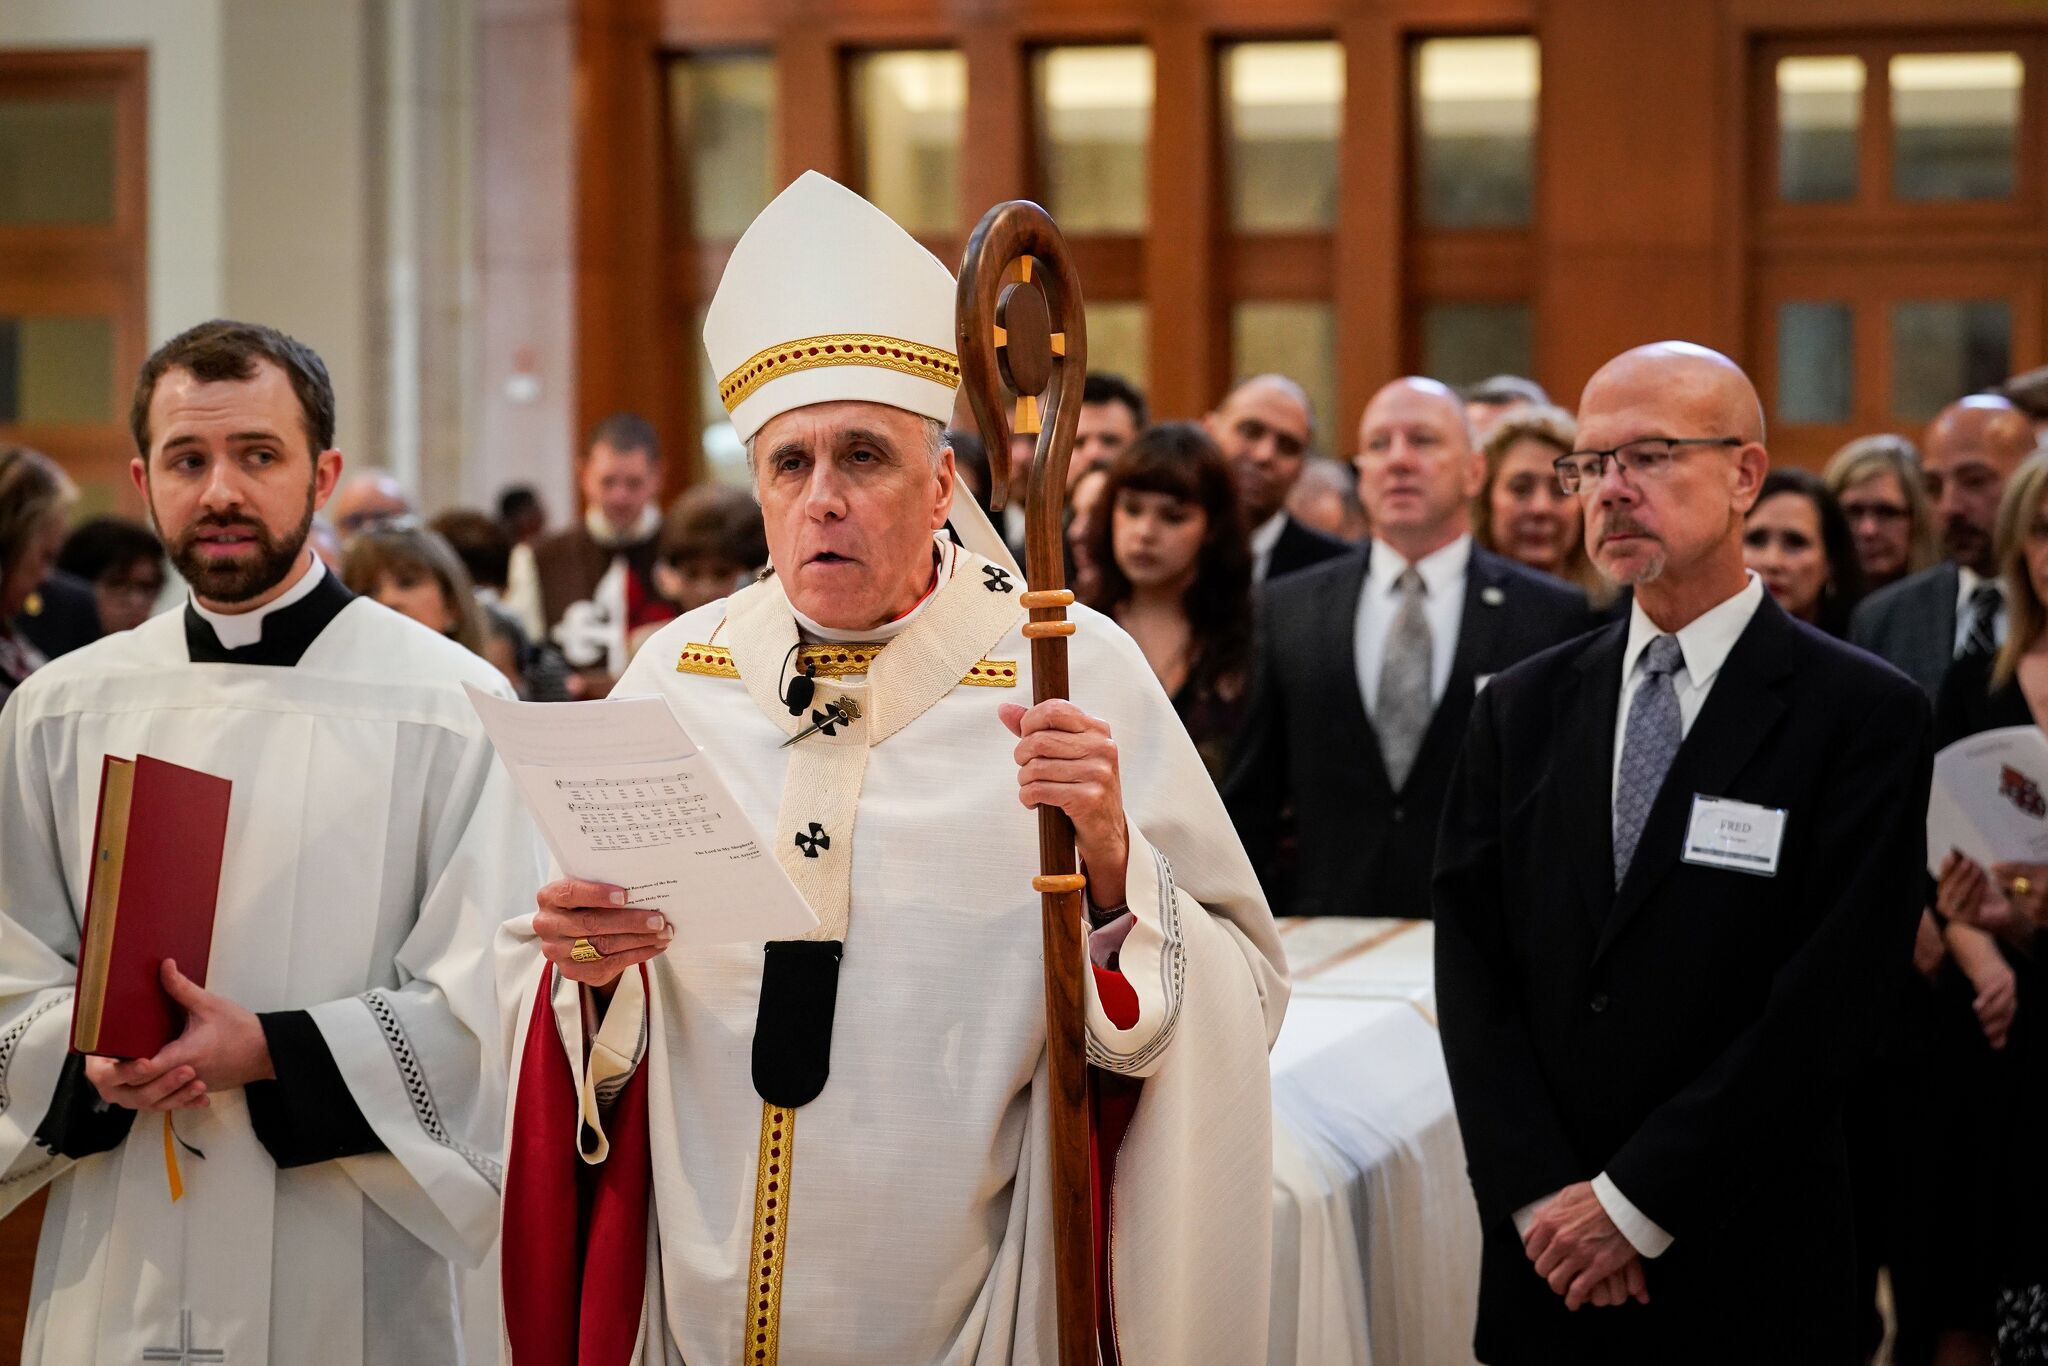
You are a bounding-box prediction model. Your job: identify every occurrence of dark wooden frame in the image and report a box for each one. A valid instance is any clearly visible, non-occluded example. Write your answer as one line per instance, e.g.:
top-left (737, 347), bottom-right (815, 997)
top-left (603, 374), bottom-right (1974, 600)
top-left (1748, 27), bottom-right (2048, 464)
top-left (0, 48), bottom-right (148, 508)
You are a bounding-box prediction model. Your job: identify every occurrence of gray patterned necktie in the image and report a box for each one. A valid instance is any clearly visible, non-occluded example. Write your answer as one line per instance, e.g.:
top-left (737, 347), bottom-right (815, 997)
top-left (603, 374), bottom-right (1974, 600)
top-left (1375, 567), bottom-right (1434, 789)
top-left (1961, 583), bottom-right (2003, 659)
top-left (1613, 635), bottom-right (1685, 887)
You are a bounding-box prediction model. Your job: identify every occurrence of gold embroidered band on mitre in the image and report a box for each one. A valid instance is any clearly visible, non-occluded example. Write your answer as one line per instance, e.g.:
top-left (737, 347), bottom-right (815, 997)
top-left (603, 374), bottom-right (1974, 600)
top-left (676, 641), bottom-right (1017, 687)
top-left (717, 332), bottom-right (961, 413)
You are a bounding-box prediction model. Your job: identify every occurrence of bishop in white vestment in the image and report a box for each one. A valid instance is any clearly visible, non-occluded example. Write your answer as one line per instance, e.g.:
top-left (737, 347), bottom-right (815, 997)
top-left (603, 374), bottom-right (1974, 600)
top-left (497, 174), bottom-right (1289, 1366)
top-left (0, 320), bottom-right (545, 1364)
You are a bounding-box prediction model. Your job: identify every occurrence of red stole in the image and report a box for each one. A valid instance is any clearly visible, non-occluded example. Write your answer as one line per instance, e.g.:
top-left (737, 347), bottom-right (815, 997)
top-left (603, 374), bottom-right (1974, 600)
top-left (502, 964), bottom-right (654, 1365)
top-left (500, 959), bottom-right (1143, 1363)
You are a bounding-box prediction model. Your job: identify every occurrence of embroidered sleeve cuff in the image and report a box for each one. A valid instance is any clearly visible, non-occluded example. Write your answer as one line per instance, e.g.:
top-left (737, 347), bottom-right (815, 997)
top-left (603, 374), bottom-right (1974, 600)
top-left (569, 970), bottom-right (647, 1164)
top-left (245, 1010), bottom-right (387, 1169)
top-left (1084, 820), bottom-right (1185, 1074)
top-left (1593, 1171), bottom-right (1674, 1258)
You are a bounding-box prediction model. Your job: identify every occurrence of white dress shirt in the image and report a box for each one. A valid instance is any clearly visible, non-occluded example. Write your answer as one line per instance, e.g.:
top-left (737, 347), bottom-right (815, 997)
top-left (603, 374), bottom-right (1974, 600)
top-left (188, 552), bottom-right (326, 650)
top-left (1354, 534), bottom-right (1471, 721)
top-left (1248, 511), bottom-right (1288, 584)
top-left (1954, 565), bottom-right (2008, 656)
top-left (1520, 570), bottom-right (1767, 1261)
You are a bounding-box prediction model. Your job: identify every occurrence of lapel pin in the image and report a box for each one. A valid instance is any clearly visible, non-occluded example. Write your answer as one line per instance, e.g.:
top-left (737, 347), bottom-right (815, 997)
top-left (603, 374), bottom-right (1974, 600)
top-left (1481, 586), bottom-right (1505, 607)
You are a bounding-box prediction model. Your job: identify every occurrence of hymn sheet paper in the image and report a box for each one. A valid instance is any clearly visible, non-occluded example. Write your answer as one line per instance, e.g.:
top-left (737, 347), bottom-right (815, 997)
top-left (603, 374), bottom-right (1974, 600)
top-left (466, 686), bottom-right (816, 944)
top-left (1926, 724), bottom-right (2048, 875)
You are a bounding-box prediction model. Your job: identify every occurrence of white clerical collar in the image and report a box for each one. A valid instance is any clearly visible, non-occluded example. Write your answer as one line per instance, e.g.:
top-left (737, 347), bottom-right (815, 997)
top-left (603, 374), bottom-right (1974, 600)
top-left (791, 534), bottom-right (959, 644)
top-left (189, 552), bottom-right (325, 650)
top-left (585, 503), bottom-right (661, 548)
top-left (1249, 511), bottom-right (1288, 561)
top-left (1623, 569), bottom-right (1764, 690)
top-left (1367, 533), bottom-right (1472, 600)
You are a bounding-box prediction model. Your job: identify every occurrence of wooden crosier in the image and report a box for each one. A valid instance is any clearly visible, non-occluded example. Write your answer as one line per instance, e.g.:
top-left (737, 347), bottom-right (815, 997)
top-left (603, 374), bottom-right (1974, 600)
top-left (955, 202), bottom-right (1096, 1366)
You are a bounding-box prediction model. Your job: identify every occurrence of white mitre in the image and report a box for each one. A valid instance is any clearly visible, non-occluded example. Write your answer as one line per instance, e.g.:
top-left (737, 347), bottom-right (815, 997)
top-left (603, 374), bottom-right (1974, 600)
top-left (704, 170), bottom-right (1017, 574)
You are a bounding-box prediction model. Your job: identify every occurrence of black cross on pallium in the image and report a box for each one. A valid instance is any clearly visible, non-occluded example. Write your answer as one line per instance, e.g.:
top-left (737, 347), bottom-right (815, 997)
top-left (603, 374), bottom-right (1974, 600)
top-left (794, 822), bottom-right (830, 858)
top-left (810, 706), bottom-right (844, 737)
top-left (982, 565), bottom-right (1014, 593)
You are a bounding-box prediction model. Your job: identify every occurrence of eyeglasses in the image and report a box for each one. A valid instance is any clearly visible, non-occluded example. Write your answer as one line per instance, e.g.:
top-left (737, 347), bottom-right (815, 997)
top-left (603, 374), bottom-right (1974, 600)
top-left (1552, 437), bottom-right (1743, 495)
top-left (1839, 501), bottom-right (1910, 527)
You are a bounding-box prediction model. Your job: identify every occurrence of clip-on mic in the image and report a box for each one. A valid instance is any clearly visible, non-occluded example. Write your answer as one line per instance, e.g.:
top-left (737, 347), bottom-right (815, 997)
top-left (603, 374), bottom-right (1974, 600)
top-left (779, 641), bottom-right (817, 716)
top-left (777, 641), bottom-right (861, 747)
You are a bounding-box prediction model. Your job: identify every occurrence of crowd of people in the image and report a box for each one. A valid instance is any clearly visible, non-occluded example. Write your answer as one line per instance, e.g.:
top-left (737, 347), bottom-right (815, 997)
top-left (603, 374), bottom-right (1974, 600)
top-left (7, 305), bottom-right (2048, 1362)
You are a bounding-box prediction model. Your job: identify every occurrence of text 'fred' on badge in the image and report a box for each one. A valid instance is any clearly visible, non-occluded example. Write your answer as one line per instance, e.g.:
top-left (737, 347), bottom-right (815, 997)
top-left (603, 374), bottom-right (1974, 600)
top-left (1682, 795), bottom-right (1788, 877)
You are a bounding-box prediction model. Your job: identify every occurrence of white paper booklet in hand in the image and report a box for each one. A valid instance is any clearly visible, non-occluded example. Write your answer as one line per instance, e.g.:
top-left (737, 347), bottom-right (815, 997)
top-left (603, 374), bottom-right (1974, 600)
top-left (465, 685), bottom-right (817, 944)
top-left (1927, 724), bottom-right (2048, 876)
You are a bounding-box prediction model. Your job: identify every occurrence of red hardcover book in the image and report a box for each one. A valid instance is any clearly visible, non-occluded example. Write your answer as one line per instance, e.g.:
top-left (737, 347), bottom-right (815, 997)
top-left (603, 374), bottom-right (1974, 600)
top-left (71, 754), bottom-right (233, 1059)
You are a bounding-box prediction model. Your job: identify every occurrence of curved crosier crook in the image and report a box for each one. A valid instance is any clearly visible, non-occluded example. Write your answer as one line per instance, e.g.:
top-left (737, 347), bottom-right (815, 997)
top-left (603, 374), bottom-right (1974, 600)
top-left (956, 201), bottom-right (1091, 593)
top-left (956, 200), bottom-right (1099, 1366)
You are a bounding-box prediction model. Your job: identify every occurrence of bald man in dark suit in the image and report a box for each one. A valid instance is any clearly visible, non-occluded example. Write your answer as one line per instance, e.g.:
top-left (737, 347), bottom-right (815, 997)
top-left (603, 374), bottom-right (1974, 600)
top-left (1436, 343), bottom-right (1932, 1364)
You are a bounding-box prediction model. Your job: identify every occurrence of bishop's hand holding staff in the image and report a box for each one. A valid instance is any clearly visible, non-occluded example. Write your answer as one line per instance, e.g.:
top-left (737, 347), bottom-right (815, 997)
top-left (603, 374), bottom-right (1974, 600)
top-left (495, 172), bottom-right (1287, 1366)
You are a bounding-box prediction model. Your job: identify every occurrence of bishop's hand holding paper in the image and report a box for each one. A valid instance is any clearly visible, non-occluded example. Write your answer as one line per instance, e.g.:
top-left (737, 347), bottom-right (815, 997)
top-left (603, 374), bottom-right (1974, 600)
top-left (529, 685), bottom-right (1133, 999)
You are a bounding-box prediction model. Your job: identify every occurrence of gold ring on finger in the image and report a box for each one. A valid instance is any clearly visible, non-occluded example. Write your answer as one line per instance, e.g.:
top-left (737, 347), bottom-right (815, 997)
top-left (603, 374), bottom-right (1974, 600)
top-left (570, 936), bottom-right (604, 964)
top-left (2015, 876), bottom-right (2033, 897)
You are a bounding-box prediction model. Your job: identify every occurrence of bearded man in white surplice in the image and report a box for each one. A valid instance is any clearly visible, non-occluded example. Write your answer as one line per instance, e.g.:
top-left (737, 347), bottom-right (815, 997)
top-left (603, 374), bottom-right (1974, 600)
top-left (0, 321), bottom-right (545, 1364)
top-left (496, 172), bottom-right (1289, 1366)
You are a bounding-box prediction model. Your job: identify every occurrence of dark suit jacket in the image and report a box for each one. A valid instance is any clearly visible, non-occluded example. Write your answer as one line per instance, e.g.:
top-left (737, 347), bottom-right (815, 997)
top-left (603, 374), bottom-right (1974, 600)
top-left (1434, 594), bottom-right (1933, 1364)
top-left (1264, 513), bottom-right (1351, 582)
top-left (13, 571), bottom-right (101, 660)
top-left (1849, 560), bottom-right (1960, 700)
top-left (1225, 542), bottom-right (1590, 919)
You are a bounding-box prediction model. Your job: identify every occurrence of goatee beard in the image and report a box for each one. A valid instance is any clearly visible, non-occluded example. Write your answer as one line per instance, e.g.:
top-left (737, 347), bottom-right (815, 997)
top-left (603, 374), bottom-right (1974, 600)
top-left (169, 487), bottom-right (316, 605)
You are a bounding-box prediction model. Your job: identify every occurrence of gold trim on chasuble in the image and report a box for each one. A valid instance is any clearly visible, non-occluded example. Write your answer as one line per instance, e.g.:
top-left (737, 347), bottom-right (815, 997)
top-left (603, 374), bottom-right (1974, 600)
top-left (717, 333), bottom-right (961, 412)
top-left (714, 554), bottom-right (1029, 1363)
top-left (676, 641), bottom-right (1017, 687)
top-left (747, 1104), bottom-right (796, 1365)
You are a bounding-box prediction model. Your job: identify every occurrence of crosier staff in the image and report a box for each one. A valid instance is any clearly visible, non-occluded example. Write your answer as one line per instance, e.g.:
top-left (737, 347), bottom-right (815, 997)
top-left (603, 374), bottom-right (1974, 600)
top-left (956, 201), bottom-right (1096, 1366)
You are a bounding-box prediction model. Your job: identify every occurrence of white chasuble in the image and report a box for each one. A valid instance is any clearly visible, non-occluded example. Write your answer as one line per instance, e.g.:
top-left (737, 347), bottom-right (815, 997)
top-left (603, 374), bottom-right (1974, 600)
top-left (498, 545), bottom-right (1289, 1365)
top-left (0, 602), bottom-right (546, 1365)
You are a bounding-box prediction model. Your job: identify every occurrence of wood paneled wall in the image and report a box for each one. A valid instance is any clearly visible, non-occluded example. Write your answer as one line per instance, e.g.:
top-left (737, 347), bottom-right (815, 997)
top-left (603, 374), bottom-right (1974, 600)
top-left (563, 0), bottom-right (2048, 474)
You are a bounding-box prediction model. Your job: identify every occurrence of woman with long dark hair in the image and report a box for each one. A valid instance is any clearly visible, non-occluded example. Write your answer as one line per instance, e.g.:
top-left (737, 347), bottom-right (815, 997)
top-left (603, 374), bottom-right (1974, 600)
top-left (1743, 467), bottom-right (1864, 637)
top-left (1082, 422), bottom-right (1254, 779)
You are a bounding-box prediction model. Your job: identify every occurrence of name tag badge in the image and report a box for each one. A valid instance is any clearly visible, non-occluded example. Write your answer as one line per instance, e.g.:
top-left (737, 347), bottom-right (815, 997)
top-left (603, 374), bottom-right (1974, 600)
top-left (1682, 796), bottom-right (1788, 877)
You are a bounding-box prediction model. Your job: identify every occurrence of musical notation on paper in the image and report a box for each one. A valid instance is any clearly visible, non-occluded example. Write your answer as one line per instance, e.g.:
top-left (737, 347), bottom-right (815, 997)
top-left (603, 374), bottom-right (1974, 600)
top-left (465, 686), bottom-right (817, 945)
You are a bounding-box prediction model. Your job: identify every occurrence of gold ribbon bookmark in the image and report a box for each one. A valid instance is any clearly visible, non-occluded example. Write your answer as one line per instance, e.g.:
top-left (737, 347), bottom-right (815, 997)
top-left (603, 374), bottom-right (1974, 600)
top-left (162, 1114), bottom-right (184, 1202)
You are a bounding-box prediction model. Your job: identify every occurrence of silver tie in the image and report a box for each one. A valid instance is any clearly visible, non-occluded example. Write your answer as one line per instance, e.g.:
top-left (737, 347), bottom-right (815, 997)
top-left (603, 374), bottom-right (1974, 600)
top-left (1375, 567), bottom-right (1434, 789)
top-left (1613, 635), bottom-right (1685, 887)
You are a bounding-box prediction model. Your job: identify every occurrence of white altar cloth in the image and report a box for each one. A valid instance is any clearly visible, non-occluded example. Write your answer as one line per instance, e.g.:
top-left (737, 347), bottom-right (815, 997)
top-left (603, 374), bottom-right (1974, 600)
top-left (1267, 919), bottom-right (1481, 1366)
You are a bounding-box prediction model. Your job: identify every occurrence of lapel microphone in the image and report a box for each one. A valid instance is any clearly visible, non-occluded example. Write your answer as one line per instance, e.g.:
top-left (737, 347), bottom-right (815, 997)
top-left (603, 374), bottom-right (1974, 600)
top-left (778, 641), bottom-right (817, 716)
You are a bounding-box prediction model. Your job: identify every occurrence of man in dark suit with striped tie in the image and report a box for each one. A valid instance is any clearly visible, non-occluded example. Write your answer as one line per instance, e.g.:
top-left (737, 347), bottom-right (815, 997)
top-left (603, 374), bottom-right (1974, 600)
top-left (1225, 377), bottom-right (1589, 920)
top-left (1435, 343), bottom-right (1933, 1364)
